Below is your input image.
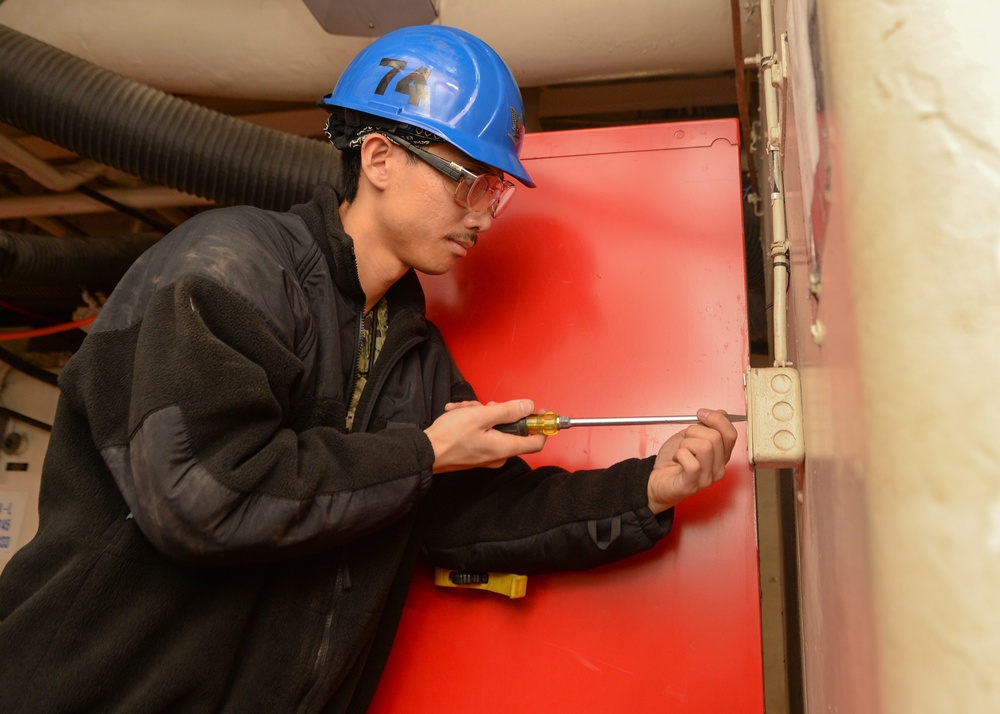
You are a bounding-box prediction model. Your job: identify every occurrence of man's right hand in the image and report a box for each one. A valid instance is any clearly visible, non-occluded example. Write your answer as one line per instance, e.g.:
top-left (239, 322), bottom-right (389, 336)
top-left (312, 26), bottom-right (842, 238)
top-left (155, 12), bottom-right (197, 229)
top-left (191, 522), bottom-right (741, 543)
top-left (424, 399), bottom-right (547, 473)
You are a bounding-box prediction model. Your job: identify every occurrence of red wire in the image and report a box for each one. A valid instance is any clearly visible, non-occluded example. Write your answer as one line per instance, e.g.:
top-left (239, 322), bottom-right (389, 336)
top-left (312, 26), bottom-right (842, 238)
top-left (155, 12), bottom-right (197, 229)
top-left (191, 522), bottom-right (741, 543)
top-left (0, 299), bottom-right (61, 324)
top-left (0, 317), bottom-right (96, 341)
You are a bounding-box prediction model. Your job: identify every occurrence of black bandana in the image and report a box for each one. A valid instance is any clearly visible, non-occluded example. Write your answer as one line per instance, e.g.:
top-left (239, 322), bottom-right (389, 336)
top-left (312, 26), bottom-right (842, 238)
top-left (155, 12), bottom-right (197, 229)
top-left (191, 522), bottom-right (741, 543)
top-left (324, 108), bottom-right (442, 150)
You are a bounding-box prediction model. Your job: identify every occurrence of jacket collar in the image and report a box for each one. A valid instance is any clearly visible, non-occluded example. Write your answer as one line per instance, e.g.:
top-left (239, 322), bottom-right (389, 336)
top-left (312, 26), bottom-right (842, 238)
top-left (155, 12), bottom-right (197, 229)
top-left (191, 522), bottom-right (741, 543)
top-left (291, 182), bottom-right (427, 319)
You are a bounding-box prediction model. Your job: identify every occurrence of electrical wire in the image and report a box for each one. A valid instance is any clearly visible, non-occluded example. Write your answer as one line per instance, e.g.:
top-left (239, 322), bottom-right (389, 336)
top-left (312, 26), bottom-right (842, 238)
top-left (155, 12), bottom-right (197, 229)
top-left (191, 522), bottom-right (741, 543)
top-left (0, 299), bottom-right (61, 325)
top-left (76, 185), bottom-right (175, 234)
top-left (0, 317), bottom-right (95, 341)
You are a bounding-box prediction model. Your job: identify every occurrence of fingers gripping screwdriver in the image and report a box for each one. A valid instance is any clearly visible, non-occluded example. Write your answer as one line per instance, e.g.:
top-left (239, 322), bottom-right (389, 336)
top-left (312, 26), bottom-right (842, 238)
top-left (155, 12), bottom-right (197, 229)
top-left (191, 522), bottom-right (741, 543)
top-left (496, 411), bottom-right (747, 436)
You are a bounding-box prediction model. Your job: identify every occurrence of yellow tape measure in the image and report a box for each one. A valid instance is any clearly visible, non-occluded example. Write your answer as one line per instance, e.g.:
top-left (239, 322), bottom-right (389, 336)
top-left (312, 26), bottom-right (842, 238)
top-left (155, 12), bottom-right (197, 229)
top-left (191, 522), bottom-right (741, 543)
top-left (433, 568), bottom-right (528, 599)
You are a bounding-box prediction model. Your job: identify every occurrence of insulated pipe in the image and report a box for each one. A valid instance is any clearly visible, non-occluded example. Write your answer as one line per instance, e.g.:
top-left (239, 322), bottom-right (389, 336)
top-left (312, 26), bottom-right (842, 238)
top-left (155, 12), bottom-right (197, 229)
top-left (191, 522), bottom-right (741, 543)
top-left (0, 24), bottom-right (341, 212)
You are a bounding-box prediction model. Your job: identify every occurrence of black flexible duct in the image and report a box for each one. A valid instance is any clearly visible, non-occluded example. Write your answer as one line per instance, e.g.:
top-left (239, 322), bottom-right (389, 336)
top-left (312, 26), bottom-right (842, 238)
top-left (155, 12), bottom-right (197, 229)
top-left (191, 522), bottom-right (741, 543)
top-left (0, 230), bottom-right (160, 290)
top-left (0, 24), bottom-right (340, 212)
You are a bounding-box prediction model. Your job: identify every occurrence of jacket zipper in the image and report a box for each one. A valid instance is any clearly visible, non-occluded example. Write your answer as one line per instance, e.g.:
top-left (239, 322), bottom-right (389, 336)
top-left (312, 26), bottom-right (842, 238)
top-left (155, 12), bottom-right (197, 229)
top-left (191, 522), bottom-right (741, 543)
top-left (299, 318), bottom-right (419, 710)
top-left (299, 561), bottom-right (350, 713)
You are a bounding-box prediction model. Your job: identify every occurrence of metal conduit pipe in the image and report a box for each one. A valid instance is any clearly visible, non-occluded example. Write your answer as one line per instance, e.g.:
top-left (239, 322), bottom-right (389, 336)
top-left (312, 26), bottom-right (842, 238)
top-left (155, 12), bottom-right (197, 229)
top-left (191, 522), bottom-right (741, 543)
top-left (0, 24), bottom-right (341, 213)
top-left (758, 0), bottom-right (791, 368)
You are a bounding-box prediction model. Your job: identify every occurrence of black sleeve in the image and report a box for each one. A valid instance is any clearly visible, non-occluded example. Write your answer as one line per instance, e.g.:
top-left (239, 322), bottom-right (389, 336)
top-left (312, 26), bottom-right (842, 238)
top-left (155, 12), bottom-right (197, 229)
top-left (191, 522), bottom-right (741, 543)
top-left (93, 274), bottom-right (436, 565)
top-left (420, 455), bottom-right (673, 575)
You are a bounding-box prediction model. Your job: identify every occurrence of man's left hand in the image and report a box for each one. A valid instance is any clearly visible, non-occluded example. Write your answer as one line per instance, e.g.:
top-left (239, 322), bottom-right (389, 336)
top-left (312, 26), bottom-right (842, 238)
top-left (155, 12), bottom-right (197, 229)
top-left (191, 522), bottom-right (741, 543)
top-left (646, 408), bottom-right (738, 514)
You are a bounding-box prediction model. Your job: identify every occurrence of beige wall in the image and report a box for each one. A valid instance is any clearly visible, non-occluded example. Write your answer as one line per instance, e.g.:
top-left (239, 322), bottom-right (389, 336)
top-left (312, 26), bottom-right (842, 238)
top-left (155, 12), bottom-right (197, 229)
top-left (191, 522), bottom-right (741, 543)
top-left (778, 0), bottom-right (1000, 711)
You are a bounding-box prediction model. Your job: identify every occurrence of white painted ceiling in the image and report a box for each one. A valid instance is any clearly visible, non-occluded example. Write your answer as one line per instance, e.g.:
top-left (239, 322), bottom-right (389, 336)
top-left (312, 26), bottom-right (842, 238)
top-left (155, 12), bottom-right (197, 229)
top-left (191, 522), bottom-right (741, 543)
top-left (0, 0), bottom-right (759, 100)
top-left (0, 0), bottom-right (762, 311)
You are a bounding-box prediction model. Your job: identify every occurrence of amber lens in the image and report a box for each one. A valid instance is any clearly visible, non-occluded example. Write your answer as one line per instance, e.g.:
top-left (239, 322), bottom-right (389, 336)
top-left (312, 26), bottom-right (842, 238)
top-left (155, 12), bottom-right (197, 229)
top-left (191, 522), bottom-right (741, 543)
top-left (459, 175), bottom-right (515, 217)
top-left (491, 183), bottom-right (515, 217)
top-left (466, 176), bottom-right (492, 211)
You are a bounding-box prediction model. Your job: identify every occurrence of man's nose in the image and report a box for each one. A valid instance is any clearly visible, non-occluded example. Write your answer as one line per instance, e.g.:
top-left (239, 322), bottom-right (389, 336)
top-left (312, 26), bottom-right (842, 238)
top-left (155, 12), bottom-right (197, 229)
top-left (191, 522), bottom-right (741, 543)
top-left (465, 208), bottom-right (492, 233)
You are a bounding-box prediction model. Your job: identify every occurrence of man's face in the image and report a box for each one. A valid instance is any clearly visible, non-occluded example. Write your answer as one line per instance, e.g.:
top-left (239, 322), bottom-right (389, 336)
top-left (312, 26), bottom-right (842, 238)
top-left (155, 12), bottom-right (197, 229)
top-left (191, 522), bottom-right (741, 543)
top-left (380, 140), bottom-right (497, 276)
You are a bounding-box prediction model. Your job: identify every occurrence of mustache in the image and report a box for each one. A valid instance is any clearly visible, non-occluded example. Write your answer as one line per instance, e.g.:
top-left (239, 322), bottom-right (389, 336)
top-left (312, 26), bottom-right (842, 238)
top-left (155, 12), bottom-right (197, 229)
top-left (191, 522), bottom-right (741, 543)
top-left (448, 231), bottom-right (478, 248)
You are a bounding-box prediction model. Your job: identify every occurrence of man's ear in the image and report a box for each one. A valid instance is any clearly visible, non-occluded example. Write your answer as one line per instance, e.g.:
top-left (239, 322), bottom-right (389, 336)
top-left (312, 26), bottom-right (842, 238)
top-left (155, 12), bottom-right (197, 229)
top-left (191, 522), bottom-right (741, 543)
top-left (359, 133), bottom-right (394, 190)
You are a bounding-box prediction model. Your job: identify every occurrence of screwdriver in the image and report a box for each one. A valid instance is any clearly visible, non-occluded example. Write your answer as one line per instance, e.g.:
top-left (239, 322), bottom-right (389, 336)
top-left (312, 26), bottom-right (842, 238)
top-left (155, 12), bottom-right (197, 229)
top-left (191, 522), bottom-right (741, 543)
top-left (496, 411), bottom-right (747, 436)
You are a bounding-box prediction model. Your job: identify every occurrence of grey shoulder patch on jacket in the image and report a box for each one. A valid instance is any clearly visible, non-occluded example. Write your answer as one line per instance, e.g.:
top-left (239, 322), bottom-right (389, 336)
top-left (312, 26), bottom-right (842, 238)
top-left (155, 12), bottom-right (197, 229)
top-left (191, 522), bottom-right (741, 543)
top-left (91, 205), bottom-right (326, 338)
top-left (103, 405), bottom-right (430, 564)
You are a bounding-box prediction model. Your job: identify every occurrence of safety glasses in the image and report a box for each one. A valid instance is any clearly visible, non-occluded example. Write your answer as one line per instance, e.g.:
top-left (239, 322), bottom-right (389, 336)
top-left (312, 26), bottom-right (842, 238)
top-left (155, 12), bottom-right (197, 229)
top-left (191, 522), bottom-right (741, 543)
top-left (383, 133), bottom-right (516, 218)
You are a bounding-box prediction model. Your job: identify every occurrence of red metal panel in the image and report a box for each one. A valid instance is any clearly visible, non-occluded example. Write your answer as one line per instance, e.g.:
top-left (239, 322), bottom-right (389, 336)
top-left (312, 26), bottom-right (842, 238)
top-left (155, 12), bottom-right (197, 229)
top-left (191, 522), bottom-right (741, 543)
top-left (369, 120), bottom-right (761, 713)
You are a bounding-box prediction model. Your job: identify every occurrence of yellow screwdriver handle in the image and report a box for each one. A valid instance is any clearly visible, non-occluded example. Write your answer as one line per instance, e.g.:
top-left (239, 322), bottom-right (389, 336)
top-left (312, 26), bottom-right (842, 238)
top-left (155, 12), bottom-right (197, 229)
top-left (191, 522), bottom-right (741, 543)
top-left (523, 411), bottom-right (560, 435)
top-left (495, 411), bottom-right (561, 436)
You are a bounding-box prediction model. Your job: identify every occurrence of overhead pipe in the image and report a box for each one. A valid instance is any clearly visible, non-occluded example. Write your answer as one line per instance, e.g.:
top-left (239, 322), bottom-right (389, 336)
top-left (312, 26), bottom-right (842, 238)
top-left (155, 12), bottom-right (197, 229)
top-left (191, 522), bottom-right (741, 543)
top-left (0, 24), bottom-right (341, 213)
top-left (0, 22), bottom-right (341, 308)
top-left (0, 231), bottom-right (160, 293)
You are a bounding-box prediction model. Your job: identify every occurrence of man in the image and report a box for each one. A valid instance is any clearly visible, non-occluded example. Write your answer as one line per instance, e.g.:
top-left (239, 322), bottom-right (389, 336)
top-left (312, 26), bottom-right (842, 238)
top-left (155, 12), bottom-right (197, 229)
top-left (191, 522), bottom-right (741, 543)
top-left (0, 25), bottom-right (736, 713)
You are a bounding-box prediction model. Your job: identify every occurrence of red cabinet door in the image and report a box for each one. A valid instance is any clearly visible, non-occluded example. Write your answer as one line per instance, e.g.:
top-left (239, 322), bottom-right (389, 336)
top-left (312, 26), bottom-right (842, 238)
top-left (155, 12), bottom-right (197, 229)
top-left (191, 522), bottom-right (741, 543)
top-left (369, 120), bottom-right (762, 713)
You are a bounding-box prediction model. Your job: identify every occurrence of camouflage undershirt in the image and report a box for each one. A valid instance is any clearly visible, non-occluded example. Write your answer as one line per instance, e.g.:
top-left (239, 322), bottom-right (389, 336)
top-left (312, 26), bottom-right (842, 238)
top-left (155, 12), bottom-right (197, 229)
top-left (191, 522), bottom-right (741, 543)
top-left (346, 298), bottom-right (389, 432)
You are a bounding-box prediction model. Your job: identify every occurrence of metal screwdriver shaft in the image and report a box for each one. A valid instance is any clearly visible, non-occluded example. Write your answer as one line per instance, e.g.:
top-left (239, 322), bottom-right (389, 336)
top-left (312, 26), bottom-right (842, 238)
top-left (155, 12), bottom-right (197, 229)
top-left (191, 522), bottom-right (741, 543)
top-left (496, 412), bottom-right (747, 436)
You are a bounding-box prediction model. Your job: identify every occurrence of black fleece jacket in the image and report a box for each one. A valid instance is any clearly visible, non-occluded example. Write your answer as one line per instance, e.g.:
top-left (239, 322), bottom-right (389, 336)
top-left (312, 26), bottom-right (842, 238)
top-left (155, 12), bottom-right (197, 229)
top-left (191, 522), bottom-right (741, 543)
top-left (0, 183), bottom-right (672, 713)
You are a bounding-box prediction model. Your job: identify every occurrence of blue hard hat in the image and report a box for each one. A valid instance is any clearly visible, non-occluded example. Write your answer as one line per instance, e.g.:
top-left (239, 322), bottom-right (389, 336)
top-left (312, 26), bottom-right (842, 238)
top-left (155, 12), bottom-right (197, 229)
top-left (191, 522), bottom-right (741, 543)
top-left (320, 25), bottom-right (534, 188)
